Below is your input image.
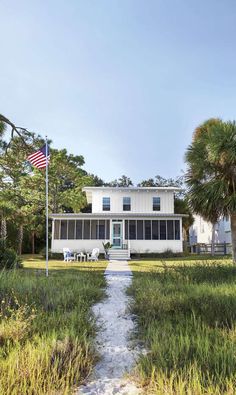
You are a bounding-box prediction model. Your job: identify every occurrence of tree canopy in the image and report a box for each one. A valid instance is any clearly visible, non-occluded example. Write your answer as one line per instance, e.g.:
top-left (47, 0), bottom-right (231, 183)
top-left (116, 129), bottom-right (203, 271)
top-left (185, 118), bottom-right (236, 261)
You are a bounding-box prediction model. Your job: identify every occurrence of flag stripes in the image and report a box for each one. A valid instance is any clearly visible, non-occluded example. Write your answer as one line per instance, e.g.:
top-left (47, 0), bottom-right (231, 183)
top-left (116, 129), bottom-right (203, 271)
top-left (27, 144), bottom-right (50, 169)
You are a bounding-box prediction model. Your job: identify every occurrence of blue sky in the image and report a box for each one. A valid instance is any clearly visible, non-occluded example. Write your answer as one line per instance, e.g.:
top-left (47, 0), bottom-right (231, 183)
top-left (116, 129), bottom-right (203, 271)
top-left (1, 0), bottom-right (236, 184)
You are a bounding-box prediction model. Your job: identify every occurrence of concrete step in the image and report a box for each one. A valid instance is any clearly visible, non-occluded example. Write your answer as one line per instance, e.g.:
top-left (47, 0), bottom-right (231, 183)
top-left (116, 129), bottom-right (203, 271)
top-left (108, 249), bottom-right (130, 260)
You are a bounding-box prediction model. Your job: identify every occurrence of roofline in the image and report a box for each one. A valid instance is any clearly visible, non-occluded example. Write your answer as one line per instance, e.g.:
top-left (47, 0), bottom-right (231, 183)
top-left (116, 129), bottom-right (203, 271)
top-left (83, 186), bottom-right (182, 191)
top-left (50, 213), bottom-right (188, 218)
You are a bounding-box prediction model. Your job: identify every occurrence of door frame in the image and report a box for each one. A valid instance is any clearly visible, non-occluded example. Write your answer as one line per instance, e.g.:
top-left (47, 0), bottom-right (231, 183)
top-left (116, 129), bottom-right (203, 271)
top-left (111, 220), bottom-right (123, 249)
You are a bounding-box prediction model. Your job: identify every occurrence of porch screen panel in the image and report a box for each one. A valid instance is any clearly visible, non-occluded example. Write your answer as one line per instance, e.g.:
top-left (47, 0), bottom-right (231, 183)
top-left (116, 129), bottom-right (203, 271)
top-left (175, 220), bottom-right (180, 240)
top-left (76, 220), bottom-right (83, 239)
top-left (91, 220), bottom-right (97, 239)
top-left (160, 220), bottom-right (166, 240)
top-left (54, 220), bottom-right (60, 239)
top-left (125, 220), bottom-right (129, 239)
top-left (84, 220), bottom-right (91, 239)
top-left (68, 220), bottom-right (75, 239)
top-left (98, 220), bottom-right (105, 239)
top-left (129, 220), bottom-right (136, 240)
top-left (145, 220), bottom-right (151, 240)
top-left (152, 220), bottom-right (159, 240)
top-left (106, 220), bottom-right (110, 239)
top-left (60, 220), bottom-right (68, 239)
top-left (167, 220), bottom-right (174, 240)
top-left (137, 220), bottom-right (144, 240)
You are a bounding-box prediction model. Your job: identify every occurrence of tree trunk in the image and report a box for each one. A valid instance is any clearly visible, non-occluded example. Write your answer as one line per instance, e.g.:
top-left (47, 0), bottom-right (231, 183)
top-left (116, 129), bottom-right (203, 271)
top-left (31, 231), bottom-right (35, 255)
top-left (18, 224), bottom-right (24, 255)
top-left (211, 223), bottom-right (216, 256)
top-left (1, 218), bottom-right (7, 246)
top-left (230, 213), bottom-right (236, 263)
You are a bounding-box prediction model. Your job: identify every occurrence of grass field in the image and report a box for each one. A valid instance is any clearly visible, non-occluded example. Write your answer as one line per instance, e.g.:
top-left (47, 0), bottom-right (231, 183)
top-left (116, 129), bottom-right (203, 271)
top-left (0, 255), bottom-right (107, 395)
top-left (128, 257), bottom-right (236, 395)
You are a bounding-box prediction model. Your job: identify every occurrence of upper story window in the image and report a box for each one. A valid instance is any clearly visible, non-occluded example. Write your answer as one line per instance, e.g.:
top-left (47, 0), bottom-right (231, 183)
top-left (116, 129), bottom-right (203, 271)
top-left (102, 197), bottom-right (110, 211)
top-left (153, 197), bottom-right (160, 211)
top-left (123, 197), bottom-right (131, 211)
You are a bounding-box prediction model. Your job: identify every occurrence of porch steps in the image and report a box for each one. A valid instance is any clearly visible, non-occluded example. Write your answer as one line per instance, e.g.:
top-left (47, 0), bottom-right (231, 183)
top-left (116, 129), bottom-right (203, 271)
top-left (108, 249), bottom-right (130, 261)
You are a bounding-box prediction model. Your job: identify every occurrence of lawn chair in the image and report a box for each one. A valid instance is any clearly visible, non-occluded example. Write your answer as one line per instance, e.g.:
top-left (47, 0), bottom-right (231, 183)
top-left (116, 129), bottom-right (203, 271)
top-left (87, 248), bottom-right (100, 262)
top-left (63, 248), bottom-right (76, 262)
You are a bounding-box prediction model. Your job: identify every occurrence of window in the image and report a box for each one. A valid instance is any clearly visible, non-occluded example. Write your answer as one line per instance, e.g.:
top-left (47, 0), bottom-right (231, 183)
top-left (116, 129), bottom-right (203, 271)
top-left (167, 220), bottom-right (174, 240)
top-left (54, 220), bottom-right (60, 239)
top-left (68, 220), bottom-right (75, 239)
top-left (137, 220), bottom-right (144, 240)
top-left (60, 220), bottom-right (68, 239)
top-left (91, 220), bottom-right (97, 239)
top-left (145, 220), bottom-right (151, 240)
top-left (174, 220), bottom-right (180, 240)
top-left (152, 220), bottom-right (159, 240)
top-left (123, 197), bottom-right (131, 211)
top-left (160, 220), bottom-right (166, 240)
top-left (84, 220), bottom-right (91, 239)
top-left (129, 220), bottom-right (136, 240)
top-left (103, 197), bottom-right (110, 211)
top-left (98, 220), bottom-right (106, 239)
top-left (106, 220), bottom-right (110, 239)
top-left (125, 220), bottom-right (129, 239)
top-left (76, 220), bottom-right (83, 239)
top-left (153, 197), bottom-right (160, 211)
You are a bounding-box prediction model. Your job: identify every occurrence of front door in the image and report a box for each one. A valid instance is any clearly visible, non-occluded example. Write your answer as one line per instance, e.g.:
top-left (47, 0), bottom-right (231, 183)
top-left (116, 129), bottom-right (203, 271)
top-left (112, 222), bottom-right (122, 248)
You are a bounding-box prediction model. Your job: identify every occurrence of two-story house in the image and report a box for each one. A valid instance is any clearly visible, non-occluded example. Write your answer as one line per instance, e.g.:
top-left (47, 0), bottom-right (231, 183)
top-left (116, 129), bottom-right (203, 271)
top-left (50, 186), bottom-right (185, 258)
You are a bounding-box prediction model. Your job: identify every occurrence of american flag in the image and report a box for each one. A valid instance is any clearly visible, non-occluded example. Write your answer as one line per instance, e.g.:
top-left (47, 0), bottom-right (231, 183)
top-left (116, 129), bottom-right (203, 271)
top-left (27, 144), bottom-right (50, 169)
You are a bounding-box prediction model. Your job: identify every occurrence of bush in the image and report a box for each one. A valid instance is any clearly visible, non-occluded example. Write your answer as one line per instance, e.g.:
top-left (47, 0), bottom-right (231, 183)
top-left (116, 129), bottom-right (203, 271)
top-left (0, 247), bottom-right (22, 270)
top-left (131, 249), bottom-right (189, 259)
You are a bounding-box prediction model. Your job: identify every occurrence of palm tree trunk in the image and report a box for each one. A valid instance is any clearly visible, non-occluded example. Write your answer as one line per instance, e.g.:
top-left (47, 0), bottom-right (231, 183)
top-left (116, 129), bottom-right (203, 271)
top-left (1, 218), bottom-right (7, 246)
top-left (230, 213), bottom-right (236, 263)
top-left (211, 223), bottom-right (216, 256)
top-left (18, 224), bottom-right (24, 255)
top-left (31, 231), bottom-right (35, 255)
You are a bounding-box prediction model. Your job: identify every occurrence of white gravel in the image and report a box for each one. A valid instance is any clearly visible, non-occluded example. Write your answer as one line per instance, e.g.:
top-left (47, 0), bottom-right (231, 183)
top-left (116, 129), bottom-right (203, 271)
top-left (77, 260), bottom-right (141, 395)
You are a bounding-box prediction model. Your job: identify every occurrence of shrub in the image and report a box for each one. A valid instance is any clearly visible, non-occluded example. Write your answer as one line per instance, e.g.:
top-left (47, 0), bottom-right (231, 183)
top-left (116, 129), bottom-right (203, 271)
top-left (132, 249), bottom-right (189, 259)
top-left (0, 247), bottom-right (22, 270)
top-left (0, 295), bottom-right (36, 347)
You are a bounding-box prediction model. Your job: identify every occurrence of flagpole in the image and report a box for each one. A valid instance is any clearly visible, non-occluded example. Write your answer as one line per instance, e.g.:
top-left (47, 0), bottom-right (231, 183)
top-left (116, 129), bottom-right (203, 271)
top-left (45, 136), bottom-right (49, 277)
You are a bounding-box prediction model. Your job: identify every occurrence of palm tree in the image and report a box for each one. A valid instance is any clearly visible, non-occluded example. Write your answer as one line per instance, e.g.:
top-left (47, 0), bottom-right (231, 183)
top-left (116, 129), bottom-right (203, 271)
top-left (185, 118), bottom-right (236, 261)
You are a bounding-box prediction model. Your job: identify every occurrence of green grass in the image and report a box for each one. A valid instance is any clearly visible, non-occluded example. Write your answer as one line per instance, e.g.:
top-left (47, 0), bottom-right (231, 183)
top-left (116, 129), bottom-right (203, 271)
top-left (128, 258), bottom-right (236, 394)
top-left (0, 255), bottom-right (107, 395)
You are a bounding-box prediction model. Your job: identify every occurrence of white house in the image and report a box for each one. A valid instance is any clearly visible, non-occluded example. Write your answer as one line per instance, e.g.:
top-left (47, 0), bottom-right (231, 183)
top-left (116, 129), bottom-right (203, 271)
top-left (50, 186), bottom-right (186, 258)
top-left (189, 215), bottom-right (232, 245)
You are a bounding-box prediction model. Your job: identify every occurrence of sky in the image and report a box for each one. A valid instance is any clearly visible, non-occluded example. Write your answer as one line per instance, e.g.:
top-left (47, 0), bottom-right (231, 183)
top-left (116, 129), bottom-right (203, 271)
top-left (1, 0), bottom-right (236, 184)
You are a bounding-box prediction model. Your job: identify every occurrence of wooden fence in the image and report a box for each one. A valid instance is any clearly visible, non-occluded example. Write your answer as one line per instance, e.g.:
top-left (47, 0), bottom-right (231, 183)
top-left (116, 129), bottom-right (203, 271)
top-left (190, 243), bottom-right (232, 255)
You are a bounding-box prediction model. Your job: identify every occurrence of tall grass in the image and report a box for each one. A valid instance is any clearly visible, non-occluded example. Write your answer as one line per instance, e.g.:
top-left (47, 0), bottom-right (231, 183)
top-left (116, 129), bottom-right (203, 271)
top-left (0, 260), bottom-right (106, 394)
top-left (129, 261), bottom-right (236, 394)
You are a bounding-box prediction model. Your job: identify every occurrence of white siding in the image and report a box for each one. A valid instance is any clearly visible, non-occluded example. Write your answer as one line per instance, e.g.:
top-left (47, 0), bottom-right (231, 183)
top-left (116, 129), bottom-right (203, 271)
top-left (51, 239), bottom-right (182, 254)
top-left (129, 240), bottom-right (183, 253)
top-left (189, 215), bottom-right (232, 245)
top-left (92, 190), bottom-right (174, 214)
top-left (51, 239), bottom-right (109, 254)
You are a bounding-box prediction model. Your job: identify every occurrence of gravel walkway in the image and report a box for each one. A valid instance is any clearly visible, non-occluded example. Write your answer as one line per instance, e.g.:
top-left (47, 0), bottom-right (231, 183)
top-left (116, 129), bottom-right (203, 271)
top-left (78, 260), bottom-right (141, 395)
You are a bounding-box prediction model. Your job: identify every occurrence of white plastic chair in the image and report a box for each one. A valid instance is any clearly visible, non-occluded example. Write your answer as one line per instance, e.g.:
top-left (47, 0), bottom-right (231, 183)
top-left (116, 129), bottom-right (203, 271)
top-left (87, 248), bottom-right (100, 262)
top-left (63, 248), bottom-right (76, 262)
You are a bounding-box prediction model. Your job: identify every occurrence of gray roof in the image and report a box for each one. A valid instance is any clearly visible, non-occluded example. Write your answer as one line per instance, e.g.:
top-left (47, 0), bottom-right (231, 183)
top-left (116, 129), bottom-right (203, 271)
top-left (50, 212), bottom-right (188, 219)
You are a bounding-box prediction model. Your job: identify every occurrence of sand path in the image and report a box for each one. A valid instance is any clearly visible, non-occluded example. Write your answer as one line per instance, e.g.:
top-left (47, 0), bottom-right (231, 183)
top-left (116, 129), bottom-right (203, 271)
top-left (78, 260), bottom-right (141, 395)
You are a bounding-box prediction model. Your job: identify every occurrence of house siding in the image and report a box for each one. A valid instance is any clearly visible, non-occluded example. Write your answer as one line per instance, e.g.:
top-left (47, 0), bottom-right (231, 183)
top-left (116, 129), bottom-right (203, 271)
top-left (51, 239), bottom-right (182, 254)
top-left (91, 190), bottom-right (174, 214)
